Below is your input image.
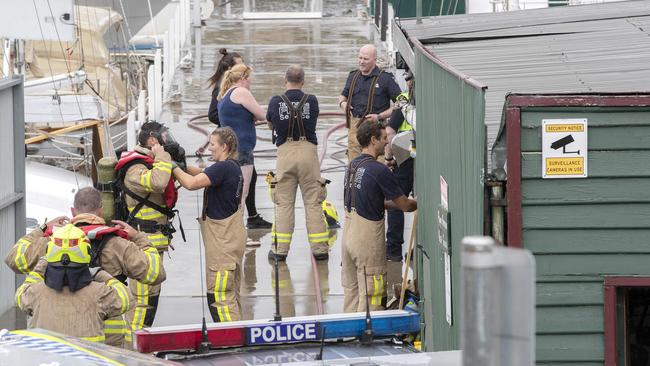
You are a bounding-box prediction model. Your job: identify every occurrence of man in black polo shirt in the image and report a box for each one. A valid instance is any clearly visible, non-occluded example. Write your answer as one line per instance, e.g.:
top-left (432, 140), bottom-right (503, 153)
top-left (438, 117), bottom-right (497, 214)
top-left (341, 120), bottom-right (417, 313)
top-left (338, 44), bottom-right (402, 161)
top-left (266, 65), bottom-right (330, 262)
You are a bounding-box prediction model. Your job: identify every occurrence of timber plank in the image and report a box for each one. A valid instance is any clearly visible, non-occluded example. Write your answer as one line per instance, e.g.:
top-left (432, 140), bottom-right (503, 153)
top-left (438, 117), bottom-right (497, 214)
top-left (521, 125), bottom-right (650, 152)
top-left (521, 151), bottom-right (650, 178)
top-left (521, 111), bottom-right (650, 128)
top-left (522, 203), bottom-right (650, 229)
top-left (535, 254), bottom-right (650, 277)
top-left (536, 282), bottom-right (603, 306)
top-left (537, 305), bottom-right (603, 333)
top-left (536, 333), bottom-right (603, 362)
top-left (522, 178), bottom-right (650, 204)
top-left (524, 229), bottom-right (650, 254)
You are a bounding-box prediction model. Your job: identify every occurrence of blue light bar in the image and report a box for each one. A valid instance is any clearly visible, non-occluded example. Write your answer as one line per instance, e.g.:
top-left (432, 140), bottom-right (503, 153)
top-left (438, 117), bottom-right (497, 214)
top-left (135, 310), bottom-right (421, 351)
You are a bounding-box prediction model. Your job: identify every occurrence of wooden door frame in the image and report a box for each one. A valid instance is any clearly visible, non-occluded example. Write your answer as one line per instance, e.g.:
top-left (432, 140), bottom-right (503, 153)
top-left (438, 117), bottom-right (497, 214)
top-left (603, 277), bottom-right (650, 366)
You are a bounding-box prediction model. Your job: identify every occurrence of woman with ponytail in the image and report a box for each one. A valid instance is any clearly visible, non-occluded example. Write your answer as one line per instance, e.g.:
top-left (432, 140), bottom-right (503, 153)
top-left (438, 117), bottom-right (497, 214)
top-left (171, 127), bottom-right (246, 322)
top-left (217, 64), bottom-right (267, 210)
top-left (208, 51), bottom-right (271, 229)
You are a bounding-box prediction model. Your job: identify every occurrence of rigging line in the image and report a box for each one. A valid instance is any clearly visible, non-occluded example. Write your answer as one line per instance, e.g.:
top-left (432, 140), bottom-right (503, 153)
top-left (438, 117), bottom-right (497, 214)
top-left (74, 0), bottom-right (86, 68)
top-left (146, 0), bottom-right (160, 47)
top-left (45, 0), bottom-right (86, 121)
top-left (31, 0), bottom-right (67, 126)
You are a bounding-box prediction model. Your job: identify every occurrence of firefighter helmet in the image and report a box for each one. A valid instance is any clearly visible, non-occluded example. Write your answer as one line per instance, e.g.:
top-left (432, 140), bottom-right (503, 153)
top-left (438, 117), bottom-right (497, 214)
top-left (45, 224), bottom-right (92, 265)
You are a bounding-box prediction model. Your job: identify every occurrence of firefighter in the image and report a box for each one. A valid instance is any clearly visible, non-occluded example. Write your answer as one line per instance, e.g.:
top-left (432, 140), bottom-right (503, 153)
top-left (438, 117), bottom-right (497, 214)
top-left (15, 224), bottom-right (131, 343)
top-left (172, 127), bottom-right (246, 322)
top-left (341, 120), bottom-right (417, 313)
top-left (265, 65), bottom-right (330, 261)
top-left (384, 71), bottom-right (416, 262)
top-left (4, 187), bottom-right (165, 347)
top-left (338, 44), bottom-right (401, 161)
top-left (115, 121), bottom-right (183, 333)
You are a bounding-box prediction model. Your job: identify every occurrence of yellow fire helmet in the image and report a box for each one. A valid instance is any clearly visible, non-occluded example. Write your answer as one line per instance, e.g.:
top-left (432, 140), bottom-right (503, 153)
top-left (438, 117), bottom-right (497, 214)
top-left (45, 224), bottom-right (92, 265)
top-left (322, 200), bottom-right (339, 227)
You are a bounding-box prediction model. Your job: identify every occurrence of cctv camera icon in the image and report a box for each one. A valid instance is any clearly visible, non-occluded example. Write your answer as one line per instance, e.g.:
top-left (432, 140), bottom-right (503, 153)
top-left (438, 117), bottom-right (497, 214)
top-left (551, 135), bottom-right (579, 155)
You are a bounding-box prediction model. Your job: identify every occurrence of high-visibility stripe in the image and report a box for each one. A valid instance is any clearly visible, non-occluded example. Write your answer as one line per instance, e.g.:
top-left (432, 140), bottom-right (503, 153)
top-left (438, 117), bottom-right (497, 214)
top-left (104, 319), bottom-right (126, 335)
top-left (80, 335), bottom-right (106, 342)
top-left (15, 272), bottom-right (43, 308)
top-left (272, 232), bottom-right (292, 238)
top-left (143, 248), bottom-right (159, 284)
top-left (146, 233), bottom-right (168, 247)
top-left (215, 271), bottom-right (222, 301)
top-left (131, 282), bottom-right (148, 331)
top-left (15, 284), bottom-right (27, 308)
top-left (308, 232), bottom-right (330, 244)
top-left (216, 305), bottom-right (224, 321)
top-left (222, 306), bottom-right (232, 321)
top-left (129, 207), bottom-right (165, 220)
top-left (108, 279), bottom-right (130, 314)
top-left (153, 161), bottom-right (172, 174)
top-left (11, 330), bottom-right (123, 366)
top-left (14, 239), bottom-right (31, 274)
top-left (371, 275), bottom-right (383, 306)
top-left (124, 329), bottom-right (132, 342)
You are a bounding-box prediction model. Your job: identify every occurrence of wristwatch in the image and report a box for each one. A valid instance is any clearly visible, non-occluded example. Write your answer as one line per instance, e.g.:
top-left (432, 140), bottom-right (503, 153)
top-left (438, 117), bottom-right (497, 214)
top-left (39, 222), bottom-right (48, 232)
top-left (385, 156), bottom-right (394, 161)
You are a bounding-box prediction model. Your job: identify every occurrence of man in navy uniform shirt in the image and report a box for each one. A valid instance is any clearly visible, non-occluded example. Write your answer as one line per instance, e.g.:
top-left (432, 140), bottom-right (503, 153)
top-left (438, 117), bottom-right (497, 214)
top-left (266, 65), bottom-right (330, 262)
top-left (341, 120), bottom-right (417, 313)
top-left (338, 44), bottom-right (402, 161)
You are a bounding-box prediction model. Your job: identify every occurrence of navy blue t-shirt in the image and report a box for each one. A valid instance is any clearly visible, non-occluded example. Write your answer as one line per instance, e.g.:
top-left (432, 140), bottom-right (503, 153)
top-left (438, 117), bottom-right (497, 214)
top-left (341, 67), bottom-right (401, 118)
top-left (203, 159), bottom-right (243, 220)
top-left (266, 89), bottom-right (319, 146)
top-left (344, 154), bottom-right (403, 221)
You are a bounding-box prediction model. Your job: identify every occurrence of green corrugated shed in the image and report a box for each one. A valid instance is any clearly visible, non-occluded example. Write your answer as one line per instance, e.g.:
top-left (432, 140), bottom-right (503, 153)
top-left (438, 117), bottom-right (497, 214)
top-left (413, 44), bottom-right (486, 352)
top-left (497, 94), bottom-right (650, 365)
top-left (368, 0), bottom-right (464, 17)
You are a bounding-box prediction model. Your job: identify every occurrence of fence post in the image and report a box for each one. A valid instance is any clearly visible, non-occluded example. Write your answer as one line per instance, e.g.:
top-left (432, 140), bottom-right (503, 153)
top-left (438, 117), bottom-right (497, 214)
top-left (126, 110), bottom-right (137, 150)
top-left (147, 67), bottom-right (154, 121)
top-left (163, 31), bottom-right (170, 98)
top-left (154, 48), bottom-right (162, 119)
top-left (137, 89), bottom-right (147, 125)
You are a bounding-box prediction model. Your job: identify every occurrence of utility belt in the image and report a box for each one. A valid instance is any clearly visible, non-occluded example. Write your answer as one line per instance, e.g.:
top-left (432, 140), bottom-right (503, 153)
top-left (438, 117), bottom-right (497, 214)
top-left (131, 218), bottom-right (177, 237)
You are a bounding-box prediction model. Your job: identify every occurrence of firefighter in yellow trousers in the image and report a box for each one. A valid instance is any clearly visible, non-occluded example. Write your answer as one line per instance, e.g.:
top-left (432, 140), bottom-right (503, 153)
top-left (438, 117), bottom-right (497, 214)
top-left (266, 65), bottom-right (330, 261)
top-left (173, 127), bottom-right (246, 322)
top-left (15, 224), bottom-right (131, 343)
top-left (115, 121), bottom-right (184, 337)
top-left (342, 121), bottom-right (416, 312)
top-left (4, 187), bottom-right (165, 347)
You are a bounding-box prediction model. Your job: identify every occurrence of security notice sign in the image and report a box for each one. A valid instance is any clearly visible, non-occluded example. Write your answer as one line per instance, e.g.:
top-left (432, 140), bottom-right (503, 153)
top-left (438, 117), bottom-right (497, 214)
top-left (542, 119), bottom-right (588, 179)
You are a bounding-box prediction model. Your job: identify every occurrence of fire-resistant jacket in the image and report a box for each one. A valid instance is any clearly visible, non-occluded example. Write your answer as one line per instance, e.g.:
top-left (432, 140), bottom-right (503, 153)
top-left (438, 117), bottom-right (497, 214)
top-left (15, 268), bottom-right (131, 342)
top-left (122, 145), bottom-right (174, 250)
top-left (4, 213), bottom-right (165, 285)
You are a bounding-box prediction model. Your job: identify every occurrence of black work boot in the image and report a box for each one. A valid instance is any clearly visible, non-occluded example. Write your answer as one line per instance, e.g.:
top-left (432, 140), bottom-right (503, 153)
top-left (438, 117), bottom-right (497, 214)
top-left (268, 250), bottom-right (287, 262)
top-left (247, 214), bottom-right (273, 229)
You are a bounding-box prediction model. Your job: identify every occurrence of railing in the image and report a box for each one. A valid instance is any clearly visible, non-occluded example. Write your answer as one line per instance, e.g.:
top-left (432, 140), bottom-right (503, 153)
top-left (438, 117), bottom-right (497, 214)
top-left (130, 0), bottom-right (196, 149)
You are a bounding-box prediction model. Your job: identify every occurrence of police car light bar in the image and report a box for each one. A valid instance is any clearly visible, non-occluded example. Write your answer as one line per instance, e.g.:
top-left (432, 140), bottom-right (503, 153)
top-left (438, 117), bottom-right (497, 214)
top-left (134, 310), bottom-right (420, 353)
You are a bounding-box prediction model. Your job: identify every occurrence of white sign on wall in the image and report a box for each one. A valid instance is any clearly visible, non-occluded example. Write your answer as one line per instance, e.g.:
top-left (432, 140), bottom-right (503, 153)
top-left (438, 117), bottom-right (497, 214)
top-left (542, 119), bottom-right (588, 179)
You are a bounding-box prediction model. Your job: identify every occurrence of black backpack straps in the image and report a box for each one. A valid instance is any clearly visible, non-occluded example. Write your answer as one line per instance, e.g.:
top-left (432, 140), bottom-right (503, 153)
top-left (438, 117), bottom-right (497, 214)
top-left (280, 93), bottom-right (310, 140)
top-left (359, 71), bottom-right (384, 127)
top-left (344, 156), bottom-right (374, 210)
top-left (89, 234), bottom-right (114, 268)
top-left (279, 94), bottom-right (295, 141)
top-left (118, 159), bottom-right (175, 222)
top-left (295, 93), bottom-right (310, 139)
top-left (346, 71), bottom-right (361, 128)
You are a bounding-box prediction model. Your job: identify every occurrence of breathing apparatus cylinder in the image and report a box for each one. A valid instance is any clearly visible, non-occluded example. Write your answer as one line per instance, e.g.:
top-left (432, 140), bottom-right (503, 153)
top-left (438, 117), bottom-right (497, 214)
top-left (97, 156), bottom-right (118, 222)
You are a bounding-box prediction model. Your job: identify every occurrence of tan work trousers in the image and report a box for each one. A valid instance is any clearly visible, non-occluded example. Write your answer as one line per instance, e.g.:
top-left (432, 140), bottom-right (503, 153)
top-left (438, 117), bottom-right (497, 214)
top-left (341, 210), bottom-right (387, 312)
top-left (200, 207), bottom-right (246, 322)
top-left (347, 117), bottom-right (386, 163)
top-left (270, 140), bottom-right (329, 256)
top-left (347, 117), bottom-right (363, 162)
top-left (125, 247), bottom-right (164, 341)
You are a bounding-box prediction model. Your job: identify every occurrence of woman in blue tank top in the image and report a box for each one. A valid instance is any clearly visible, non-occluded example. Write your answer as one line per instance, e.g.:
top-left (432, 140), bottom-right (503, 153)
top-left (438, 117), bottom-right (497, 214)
top-left (217, 64), bottom-right (267, 205)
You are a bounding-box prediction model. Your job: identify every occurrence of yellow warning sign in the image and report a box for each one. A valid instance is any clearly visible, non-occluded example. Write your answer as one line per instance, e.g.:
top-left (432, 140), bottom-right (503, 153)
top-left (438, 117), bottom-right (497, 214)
top-left (545, 157), bottom-right (584, 175)
top-left (545, 124), bottom-right (584, 133)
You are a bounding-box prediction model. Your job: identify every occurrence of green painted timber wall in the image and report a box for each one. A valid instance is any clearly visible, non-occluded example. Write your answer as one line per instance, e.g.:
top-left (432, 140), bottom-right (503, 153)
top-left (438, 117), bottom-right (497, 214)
top-left (414, 46), bottom-right (485, 351)
top-left (517, 107), bottom-right (650, 365)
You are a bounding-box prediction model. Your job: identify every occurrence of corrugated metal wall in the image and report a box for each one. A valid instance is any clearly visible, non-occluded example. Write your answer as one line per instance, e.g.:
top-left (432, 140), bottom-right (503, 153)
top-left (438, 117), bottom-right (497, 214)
top-left (506, 99), bottom-right (650, 365)
top-left (413, 45), bottom-right (486, 351)
top-left (0, 77), bottom-right (25, 317)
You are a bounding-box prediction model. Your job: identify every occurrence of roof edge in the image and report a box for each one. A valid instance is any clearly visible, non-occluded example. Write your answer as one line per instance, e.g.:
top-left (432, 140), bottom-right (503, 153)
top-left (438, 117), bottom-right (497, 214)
top-left (506, 92), bottom-right (650, 107)
top-left (409, 36), bottom-right (487, 91)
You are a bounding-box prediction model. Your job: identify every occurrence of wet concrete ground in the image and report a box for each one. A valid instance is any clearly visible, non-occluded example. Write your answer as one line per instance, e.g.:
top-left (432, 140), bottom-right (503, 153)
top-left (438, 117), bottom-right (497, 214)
top-left (154, 1), bottom-right (415, 326)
